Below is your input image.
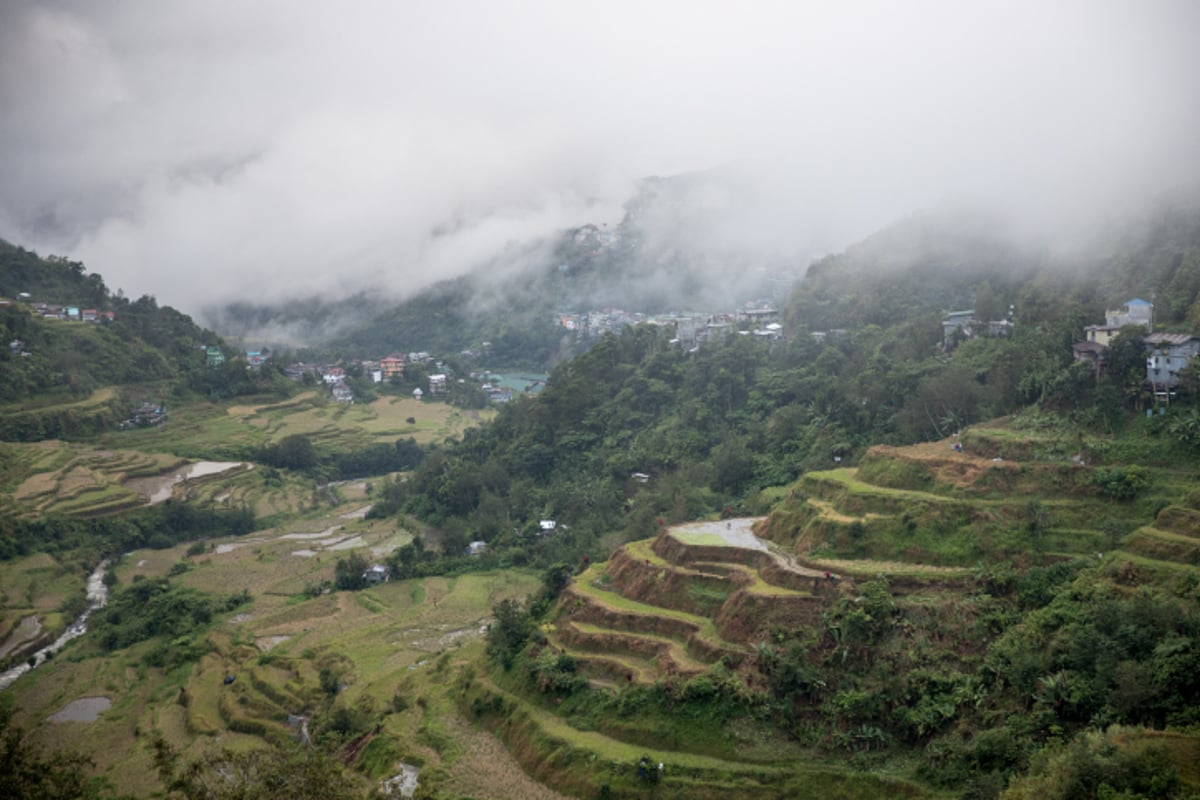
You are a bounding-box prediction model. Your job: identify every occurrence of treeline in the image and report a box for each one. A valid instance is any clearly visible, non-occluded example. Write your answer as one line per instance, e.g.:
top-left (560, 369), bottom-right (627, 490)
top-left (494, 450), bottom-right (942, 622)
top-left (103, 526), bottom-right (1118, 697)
top-left (92, 577), bottom-right (251, 670)
top-left (0, 241), bottom-right (107, 307)
top-left (256, 434), bottom-right (424, 480)
top-left (0, 500), bottom-right (256, 561)
top-left (331, 275), bottom-right (571, 370)
top-left (371, 321), bottom-right (1197, 571)
top-left (0, 389), bottom-right (124, 441)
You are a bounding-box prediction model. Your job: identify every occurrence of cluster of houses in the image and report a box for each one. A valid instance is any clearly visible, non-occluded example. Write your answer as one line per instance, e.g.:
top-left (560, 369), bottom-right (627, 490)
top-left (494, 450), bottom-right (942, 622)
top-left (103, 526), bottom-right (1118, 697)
top-left (1072, 299), bottom-right (1200, 400)
top-left (935, 297), bottom-right (1198, 400)
top-left (281, 352), bottom-right (452, 404)
top-left (29, 301), bottom-right (113, 323)
top-left (941, 308), bottom-right (1015, 349)
top-left (0, 293), bottom-right (115, 324)
top-left (118, 402), bottom-right (167, 429)
top-left (555, 300), bottom-right (784, 350)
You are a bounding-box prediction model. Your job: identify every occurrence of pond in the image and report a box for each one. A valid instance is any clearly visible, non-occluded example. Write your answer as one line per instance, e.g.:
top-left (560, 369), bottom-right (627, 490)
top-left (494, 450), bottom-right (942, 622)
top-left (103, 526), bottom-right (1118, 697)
top-left (48, 696), bottom-right (111, 723)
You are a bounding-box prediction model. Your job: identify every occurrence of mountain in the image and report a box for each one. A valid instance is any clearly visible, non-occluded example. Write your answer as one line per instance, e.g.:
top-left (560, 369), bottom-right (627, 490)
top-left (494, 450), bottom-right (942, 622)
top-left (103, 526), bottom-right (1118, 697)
top-left (3, 191), bottom-right (1200, 799)
top-left (0, 240), bottom-right (277, 437)
top-left (205, 170), bottom-right (808, 363)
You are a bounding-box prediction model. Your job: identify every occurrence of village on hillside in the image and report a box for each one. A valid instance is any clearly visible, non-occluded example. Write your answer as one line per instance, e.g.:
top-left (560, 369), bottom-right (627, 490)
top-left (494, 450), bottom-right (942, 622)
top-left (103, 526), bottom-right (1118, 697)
top-left (941, 296), bottom-right (1200, 404)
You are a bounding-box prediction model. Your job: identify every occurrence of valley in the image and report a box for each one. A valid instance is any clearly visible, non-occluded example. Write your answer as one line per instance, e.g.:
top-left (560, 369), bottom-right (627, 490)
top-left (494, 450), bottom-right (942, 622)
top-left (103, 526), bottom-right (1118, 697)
top-left (3, 194), bottom-right (1200, 799)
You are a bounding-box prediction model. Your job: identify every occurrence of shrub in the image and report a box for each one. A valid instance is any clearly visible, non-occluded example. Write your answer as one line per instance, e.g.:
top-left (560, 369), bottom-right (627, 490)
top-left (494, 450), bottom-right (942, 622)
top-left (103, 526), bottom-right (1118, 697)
top-left (1091, 466), bottom-right (1150, 501)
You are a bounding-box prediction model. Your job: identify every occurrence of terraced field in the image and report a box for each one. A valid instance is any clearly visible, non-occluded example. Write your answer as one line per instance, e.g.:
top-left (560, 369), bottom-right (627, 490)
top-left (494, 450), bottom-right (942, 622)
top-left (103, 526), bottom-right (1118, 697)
top-left (1118, 489), bottom-right (1200, 575)
top-left (104, 392), bottom-right (491, 459)
top-left (546, 523), bottom-right (825, 686)
top-left (0, 391), bottom-right (486, 521)
top-left (464, 520), bottom-right (934, 798)
top-left (9, 495), bottom-right (546, 797)
top-left (759, 430), bottom-right (1196, 570)
top-left (465, 426), bottom-right (1200, 799)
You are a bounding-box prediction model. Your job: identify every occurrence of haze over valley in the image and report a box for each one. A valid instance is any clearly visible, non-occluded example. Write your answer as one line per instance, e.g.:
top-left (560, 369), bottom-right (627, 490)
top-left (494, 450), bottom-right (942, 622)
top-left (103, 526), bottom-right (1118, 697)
top-left (2, 4), bottom-right (1200, 800)
top-left (2, 1), bottom-right (1197, 320)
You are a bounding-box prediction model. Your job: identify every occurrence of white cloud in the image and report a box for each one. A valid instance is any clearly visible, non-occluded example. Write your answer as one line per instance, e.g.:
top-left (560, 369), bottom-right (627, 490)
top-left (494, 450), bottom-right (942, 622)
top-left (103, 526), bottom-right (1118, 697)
top-left (1, 0), bottom-right (1197, 310)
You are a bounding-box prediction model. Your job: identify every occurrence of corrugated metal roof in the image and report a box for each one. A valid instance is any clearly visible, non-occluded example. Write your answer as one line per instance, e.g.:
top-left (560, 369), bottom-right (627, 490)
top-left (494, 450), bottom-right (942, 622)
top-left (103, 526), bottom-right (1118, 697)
top-left (1144, 333), bottom-right (1199, 345)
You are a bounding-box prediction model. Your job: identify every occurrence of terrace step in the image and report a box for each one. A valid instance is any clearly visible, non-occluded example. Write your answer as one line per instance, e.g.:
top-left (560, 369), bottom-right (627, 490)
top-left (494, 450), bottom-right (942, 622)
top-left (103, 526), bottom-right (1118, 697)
top-left (550, 620), bottom-right (708, 682)
top-left (563, 579), bottom-right (749, 665)
top-left (1125, 527), bottom-right (1200, 566)
top-left (1155, 505), bottom-right (1200, 538)
top-left (465, 675), bottom-right (928, 800)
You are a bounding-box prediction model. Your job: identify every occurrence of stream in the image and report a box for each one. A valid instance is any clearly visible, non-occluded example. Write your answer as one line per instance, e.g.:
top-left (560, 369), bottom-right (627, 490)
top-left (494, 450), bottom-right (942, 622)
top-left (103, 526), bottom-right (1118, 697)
top-left (0, 559), bottom-right (110, 692)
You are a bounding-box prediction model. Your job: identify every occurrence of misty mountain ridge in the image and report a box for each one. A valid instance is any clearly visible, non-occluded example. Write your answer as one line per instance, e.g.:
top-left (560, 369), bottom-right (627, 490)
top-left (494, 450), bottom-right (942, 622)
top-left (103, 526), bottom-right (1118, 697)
top-left (204, 173), bottom-right (1200, 363)
top-left (203, 168), bottom-right (810, 354)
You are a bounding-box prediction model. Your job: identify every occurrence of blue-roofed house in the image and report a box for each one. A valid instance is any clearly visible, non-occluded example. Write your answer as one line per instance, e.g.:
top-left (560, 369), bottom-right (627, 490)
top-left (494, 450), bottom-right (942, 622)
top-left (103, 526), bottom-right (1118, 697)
top-left (1106, 298), bottom-right (1154, 331)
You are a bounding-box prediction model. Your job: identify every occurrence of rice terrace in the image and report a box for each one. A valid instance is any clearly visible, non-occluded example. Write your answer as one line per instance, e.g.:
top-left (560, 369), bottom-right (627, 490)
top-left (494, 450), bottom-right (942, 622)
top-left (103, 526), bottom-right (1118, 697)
top-left (5, 385), bottom-right (1200, 798)
top-left (4, 49), bottom-right (1200, 797)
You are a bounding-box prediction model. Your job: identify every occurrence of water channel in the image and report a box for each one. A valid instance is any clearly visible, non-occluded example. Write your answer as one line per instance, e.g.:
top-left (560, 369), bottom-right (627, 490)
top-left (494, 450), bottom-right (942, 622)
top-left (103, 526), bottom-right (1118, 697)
top-left (0, 559), bottom-right (110, 691)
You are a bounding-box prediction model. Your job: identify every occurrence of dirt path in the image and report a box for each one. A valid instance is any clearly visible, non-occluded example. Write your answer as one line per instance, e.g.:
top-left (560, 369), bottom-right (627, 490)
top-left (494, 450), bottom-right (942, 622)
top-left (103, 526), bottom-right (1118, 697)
top-left (767, 543), bottom-right (837, 580)
top-left (440, 714), bottom-right (576, 800)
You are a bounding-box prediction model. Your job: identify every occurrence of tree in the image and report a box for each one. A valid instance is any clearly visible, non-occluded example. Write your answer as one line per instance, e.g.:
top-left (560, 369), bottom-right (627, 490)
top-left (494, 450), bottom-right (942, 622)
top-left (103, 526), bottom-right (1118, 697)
top-left (153, 737), bottom-right (363, 800)
top-left (710, 435), bottom-right (755, 493)
top-left (1003, 729), bottom-right (1183, 800)
top-left (1167, 407), bottom-right (1200, 448)
top-left (973, 281), bottom-right (1006, 322)
top-left (334, 552), bottom-right (368, 591)
top-left (1105, 327), bottom-right (1147, 406)
top-left (265, 434), bottom-right (317, 471)
top-left (486, 598), bottom-right (531, 669)
top-left (0, 697), bottom-right (104, 799)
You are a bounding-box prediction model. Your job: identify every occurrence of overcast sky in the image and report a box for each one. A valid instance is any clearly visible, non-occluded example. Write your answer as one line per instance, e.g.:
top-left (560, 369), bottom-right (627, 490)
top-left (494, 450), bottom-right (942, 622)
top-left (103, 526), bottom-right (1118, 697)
top-left (1, 0), bottom-right (1198, 313)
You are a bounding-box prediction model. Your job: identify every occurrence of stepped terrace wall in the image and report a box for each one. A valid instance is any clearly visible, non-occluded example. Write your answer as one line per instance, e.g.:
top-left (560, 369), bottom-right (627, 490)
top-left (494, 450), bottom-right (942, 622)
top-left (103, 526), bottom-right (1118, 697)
top-left (605, 548), bottom-right (732, 617)
top-left (713, 590), bottom-right (823, 643)
top-left (653, 532), bottom-right (813, 592)
top-left (556, 621), bottom-right (707, 677)
top-left (859, 444), bottom-right (1088, 497)
top-left (1157, 506), bottom-right (1200, 538)
top-left (558, 585), bottom-right (701, 640)
top-left (609, 538), bottom-right (826, 647)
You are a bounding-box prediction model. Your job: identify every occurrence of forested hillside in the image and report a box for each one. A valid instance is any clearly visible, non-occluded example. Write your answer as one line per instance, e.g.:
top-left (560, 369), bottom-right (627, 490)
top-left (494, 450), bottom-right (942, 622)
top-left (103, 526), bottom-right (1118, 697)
top-left (221, 170), bottom-right (802, 361)
top-left (357, 197), bottom-right (1200, 799)
top-left (370, 196), bottom-right (1200, 567)
top-left (3, 194), bottom-right (1199, 798)
top-left (0, 240), bottom-right (275, 410)
top-left (790, 191), bottom-right (1200, 332)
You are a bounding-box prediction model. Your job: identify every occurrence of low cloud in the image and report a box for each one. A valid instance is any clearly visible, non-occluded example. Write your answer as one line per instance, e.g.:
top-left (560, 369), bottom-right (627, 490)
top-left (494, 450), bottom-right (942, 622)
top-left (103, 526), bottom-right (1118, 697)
top-left (1, 1), bottom-right (1197, 313)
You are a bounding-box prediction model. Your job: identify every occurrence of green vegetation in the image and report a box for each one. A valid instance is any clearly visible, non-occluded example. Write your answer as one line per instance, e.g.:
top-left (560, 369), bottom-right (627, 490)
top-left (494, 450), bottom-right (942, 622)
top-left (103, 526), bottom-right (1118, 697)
top-left (91, 578), bottom-right (250, 669)
top-left (0, 500), bottom-right (256, 561)
top-left (3, 199), bottom-right (1200, 797)
top-left (0, 696), bottom-right (108, 800)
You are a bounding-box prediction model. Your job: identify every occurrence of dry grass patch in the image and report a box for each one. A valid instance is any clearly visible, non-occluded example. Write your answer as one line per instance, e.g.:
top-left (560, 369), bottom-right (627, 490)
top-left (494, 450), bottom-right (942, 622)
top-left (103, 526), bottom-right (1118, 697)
top-left (439, 712), bottom-right (575, 800)
top-left (800, 555), bottom-right (973, 578)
